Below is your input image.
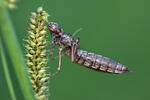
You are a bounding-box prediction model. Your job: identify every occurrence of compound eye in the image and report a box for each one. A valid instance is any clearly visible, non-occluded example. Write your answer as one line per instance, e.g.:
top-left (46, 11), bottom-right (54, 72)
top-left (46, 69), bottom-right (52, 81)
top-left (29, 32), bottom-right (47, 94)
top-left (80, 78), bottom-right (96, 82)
top-left (47, 22), bottom-right (61, 33)
top-left (52, 24), bottom-right (57, 29)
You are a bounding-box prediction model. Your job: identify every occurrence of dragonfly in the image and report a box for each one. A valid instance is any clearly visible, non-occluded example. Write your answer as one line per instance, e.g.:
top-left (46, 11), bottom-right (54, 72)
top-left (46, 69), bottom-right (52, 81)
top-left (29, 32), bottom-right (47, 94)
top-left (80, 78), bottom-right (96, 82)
top-left (47, 22), bottom-right (132, 77)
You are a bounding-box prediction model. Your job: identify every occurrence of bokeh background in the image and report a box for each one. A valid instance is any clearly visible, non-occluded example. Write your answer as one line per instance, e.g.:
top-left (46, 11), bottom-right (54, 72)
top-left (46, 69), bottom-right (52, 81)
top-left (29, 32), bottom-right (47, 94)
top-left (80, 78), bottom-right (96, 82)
top-left (1, 0), bottom-right (150, 100)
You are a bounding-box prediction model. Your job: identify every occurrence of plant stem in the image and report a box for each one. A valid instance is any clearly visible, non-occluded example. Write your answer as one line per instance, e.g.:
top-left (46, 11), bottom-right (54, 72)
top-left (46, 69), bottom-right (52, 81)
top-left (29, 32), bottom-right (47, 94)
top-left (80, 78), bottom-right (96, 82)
top-left (0, 38), bottom-right (17, 100)
top-left (0, 0), bottom-right (34, 100)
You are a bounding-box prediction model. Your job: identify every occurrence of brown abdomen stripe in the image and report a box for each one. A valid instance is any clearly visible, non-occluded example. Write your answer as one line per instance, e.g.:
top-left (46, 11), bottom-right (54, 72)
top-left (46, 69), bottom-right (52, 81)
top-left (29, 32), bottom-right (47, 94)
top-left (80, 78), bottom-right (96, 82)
top-left (75, 50), bottom-right (131, 74)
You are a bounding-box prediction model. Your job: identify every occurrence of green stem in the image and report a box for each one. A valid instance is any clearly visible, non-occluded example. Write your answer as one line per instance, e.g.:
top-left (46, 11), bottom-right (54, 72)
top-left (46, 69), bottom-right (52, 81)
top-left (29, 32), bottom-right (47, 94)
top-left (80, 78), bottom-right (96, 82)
top-left (0, 0), bottom-right (34, 100)
top-left (0, 38), bottom-right (17, 100)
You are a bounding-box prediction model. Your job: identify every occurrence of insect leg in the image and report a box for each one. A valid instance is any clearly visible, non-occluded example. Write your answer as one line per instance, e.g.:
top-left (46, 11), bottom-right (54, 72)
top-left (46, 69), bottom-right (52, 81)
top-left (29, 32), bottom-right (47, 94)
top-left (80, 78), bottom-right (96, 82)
top-left (71, 45), bottom-right (75, 62)
top-left (72, 28), bottom-right (83, 37)
top-left (58, 47), bottom-right (63, 71)
top-left (50, 47), bottom-right (63, 78)
top-left (70, 38), bottom-right (80, 62)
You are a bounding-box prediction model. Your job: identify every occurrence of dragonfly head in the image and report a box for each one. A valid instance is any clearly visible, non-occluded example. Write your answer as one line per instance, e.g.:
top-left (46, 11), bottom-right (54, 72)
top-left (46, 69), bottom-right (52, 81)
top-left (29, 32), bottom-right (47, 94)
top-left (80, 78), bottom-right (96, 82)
top-left (47, 22), bottom-right (62, 33)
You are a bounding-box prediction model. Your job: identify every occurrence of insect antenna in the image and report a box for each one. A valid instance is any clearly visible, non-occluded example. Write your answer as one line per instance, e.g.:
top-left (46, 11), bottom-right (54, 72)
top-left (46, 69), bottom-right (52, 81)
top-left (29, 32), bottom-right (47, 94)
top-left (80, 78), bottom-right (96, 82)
top-left (72, 28), bottom-right (83, 37)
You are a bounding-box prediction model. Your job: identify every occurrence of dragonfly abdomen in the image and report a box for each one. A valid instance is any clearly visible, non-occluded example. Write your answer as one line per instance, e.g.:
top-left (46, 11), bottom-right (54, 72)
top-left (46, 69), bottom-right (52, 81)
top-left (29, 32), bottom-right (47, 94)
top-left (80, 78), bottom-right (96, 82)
top-left (75, 50), bottom-right (131, 74)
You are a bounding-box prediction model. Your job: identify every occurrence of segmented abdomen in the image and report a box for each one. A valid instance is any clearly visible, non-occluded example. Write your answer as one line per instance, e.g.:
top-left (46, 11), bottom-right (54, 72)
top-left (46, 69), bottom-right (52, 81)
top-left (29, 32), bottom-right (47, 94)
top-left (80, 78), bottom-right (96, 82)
top-left (75, 50), bottom-right (131, 74)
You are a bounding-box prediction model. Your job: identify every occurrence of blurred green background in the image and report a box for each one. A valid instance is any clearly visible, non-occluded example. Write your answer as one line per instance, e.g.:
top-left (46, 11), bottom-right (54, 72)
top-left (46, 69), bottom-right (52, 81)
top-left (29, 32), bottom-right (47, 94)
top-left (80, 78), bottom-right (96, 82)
top-left (0, 0), bottom-right (150, 100)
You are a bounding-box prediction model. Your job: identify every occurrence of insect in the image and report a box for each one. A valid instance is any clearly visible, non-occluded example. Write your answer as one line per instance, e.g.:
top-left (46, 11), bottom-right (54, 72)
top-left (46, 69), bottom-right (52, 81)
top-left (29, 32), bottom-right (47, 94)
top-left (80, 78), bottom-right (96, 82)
top-left (47, 22), bottom-right (132, 77)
